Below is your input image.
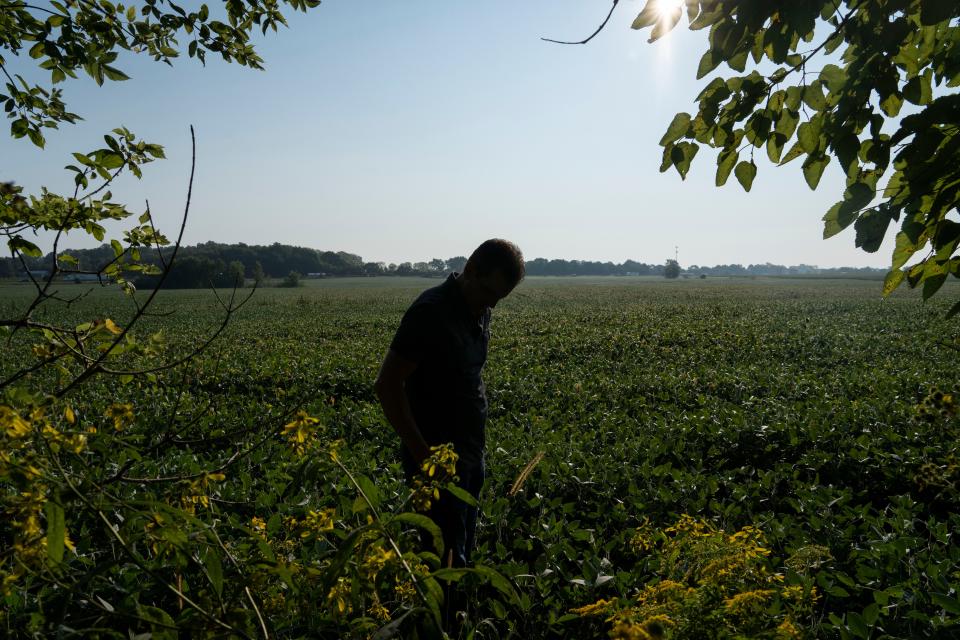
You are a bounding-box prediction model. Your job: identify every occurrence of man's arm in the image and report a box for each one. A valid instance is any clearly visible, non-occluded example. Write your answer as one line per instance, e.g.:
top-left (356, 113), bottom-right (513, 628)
top-left (374, 348), bottom-right (431, 465)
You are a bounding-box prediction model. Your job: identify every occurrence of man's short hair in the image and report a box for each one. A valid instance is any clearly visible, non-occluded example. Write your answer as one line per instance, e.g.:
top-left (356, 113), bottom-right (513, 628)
top-left (465, 239), bottom-right (525, 285)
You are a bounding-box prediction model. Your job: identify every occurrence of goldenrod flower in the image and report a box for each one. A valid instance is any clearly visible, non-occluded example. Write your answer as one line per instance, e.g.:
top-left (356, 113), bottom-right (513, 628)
top-left (368, 600), bottom-right (391, 622)
top-left (609, 621), bottom-right (653, 640)
top-left (105, 403), bottom-right (134, 431)
top-left (326, 577), bottom-right (352, 615)
top-left (776, 617), bottom-right (802, 639)
top-left (281, 411), bottom-right (322, 455)
top-left (723, 589), bottom-right (774, 615)
top-left (394, 579), bottom-right (416, 603)
top-left (570, 598), bottom-right (613, 617)
top-left (1, 405), bottom-right (31, 438)
top-left (302, 508), bottom-right (335, 537)
top-left (361, 543), bottom-right (396, 578)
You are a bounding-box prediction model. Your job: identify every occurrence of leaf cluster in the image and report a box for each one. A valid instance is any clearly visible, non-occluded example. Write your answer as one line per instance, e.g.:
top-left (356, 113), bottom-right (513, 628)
top-left (633, 0), bottom-right (960, 306)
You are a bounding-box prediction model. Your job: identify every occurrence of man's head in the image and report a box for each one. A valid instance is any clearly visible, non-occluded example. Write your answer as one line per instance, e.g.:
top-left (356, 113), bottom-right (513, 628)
top-left (459, 239), bottom-right (524, 315)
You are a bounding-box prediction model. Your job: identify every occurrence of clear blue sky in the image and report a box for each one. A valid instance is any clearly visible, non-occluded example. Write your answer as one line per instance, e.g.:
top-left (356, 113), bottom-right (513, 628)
top-left (3, 0), bottom-right (890, 268)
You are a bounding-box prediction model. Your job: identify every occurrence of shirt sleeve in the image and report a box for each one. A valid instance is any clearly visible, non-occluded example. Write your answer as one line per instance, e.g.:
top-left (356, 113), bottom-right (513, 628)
top-left (390, 302), bottom-right (439, 363)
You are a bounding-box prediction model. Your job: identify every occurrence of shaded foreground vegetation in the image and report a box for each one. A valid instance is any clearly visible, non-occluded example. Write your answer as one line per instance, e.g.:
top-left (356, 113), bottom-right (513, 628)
top-left (1, 278), bottom-right (958, 638)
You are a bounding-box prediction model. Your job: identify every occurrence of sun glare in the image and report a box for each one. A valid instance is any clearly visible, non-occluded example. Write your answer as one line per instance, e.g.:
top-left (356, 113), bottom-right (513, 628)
top-left (654, 0), bottom-right (686, 23)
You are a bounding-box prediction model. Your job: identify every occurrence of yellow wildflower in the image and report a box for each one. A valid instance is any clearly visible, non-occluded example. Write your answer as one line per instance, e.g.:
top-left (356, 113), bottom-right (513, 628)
top-left (368, 599), bottom-right (391, 622)
top-left (394, 579), bottom-right (416, 602)
top-left (105, 403), bottom-right (134, 431)
top-left (103, 318), bottom-right (122, 335)
top-left (609, 621), bottom-right (653, 640)
top-left (281, 411), bottom-right (321, 455)
top-left (301, 508), bottom-right (335, 537)
top-left (570, 598), bottom-right (613, 617)
top-left (665, 514), bottom-right (713, 537)
top-left (1, 405), bottom-right (31, 438)
top-left (776, 618), bottom-right (802, 639)
top-left (724, 589), bottom-right (774, 615)
top-left (421, 443), bottom-right (458, 478)
top-left (361, 543), bottom-right (396, 578)
top-left (327, 577), bottom-right (352, 615)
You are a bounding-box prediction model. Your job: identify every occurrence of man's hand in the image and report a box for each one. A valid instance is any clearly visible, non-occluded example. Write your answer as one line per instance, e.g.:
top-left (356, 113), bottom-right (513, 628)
top-left (375, 349), bottom-right (431, 464)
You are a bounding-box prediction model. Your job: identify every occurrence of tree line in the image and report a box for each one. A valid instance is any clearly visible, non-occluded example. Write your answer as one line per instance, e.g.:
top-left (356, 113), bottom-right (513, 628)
top-left (2, 241), bottom-right (883, 288)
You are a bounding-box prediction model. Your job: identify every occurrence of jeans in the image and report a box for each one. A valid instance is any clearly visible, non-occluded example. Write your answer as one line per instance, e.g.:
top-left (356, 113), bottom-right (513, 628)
top-left (402, 449), bottom-right (485, 568)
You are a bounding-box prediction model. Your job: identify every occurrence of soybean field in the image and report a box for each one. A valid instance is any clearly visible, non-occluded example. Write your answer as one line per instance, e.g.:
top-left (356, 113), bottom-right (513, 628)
top-left (2, 276), bottom-right (958, 639)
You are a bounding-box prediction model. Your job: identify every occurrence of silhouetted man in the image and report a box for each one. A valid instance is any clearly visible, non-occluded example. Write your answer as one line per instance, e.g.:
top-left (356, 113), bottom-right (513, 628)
top-left (375, 239), bottom-right (524, 570)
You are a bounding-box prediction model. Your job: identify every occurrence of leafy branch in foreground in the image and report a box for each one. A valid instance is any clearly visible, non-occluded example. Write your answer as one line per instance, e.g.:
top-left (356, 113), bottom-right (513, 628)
top-left (627, 0), bottom-right (959, 309)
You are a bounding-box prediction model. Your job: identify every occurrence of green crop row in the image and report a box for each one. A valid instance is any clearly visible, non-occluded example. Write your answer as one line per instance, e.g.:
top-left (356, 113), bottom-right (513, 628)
top-left (1, 278), bottom-right (957, 638)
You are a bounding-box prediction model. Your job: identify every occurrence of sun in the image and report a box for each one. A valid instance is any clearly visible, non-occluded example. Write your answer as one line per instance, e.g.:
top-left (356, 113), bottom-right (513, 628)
top-left (654, 0), bottom-right (686, 23)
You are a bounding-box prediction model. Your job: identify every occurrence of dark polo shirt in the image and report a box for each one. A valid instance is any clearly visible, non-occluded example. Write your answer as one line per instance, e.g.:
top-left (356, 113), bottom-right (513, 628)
top-left (390, 274), bottom-right (490, 469)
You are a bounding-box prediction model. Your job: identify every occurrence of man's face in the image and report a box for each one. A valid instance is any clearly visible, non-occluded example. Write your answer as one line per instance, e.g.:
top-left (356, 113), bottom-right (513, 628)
top-left (461, 268), bottom-right (516, 316)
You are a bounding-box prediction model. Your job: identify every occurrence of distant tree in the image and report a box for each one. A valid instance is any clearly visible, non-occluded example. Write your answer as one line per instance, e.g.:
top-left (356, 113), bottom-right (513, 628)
top-left (280, 271), bottom-right (302, 288)
top-left (665, 259), bottom-right (681, 279)
top-left (446, 256), bottom-right (468, 273)
top-left (228, 260), bottom-right (245, 287)
top-left (628, 1), bottom-right (960, 308)
top-left (363, 261), bottom-right (386, 276)
top-left (429, 258), bottom-right (446, 273)
top-left (252, 260), bottom-right (266, 286)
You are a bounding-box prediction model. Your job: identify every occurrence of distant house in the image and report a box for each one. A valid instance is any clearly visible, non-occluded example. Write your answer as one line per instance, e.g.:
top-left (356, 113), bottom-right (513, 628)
top-left (66, 273), bottom-right (101, 283)
top-left (18, 270), bottom-right (49, 282)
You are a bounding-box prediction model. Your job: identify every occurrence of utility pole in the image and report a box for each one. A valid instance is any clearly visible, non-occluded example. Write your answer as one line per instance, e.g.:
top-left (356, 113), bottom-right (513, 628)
top-left (674, 246), bottom-right (679, 264)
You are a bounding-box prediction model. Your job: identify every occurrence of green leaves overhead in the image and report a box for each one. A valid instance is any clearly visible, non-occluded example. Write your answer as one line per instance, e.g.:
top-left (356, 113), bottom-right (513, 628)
top-left (636, 0), bottom-right (960, 307)
top-left (734, 160), bottom-right (756, 192)
top-left (2, 1), bottom-right (322, 150)
top-left (660, 112), bottom-right (692, 146)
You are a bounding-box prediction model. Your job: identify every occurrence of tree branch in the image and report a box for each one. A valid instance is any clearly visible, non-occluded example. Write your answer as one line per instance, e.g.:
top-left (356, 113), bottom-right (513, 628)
top-left (542, 0), bottom-right (619, 45)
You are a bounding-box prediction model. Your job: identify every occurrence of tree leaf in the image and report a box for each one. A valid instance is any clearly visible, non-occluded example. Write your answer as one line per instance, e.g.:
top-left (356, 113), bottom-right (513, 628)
top-left (946, 299), bottom-right (960, 319)
top-left (923, 272), bottom-right (946, 300)
top-left (45, 499), bottom-right (66, 563)
top-left (766, 132), bottom-right (786, 163)
top-left (823, 202), bottom-right (856, 239)
top-left (883, 269), bottom-right (905, 296)
top-left (892, 232), bottom-right (917, 270)
top-left (734, 160), bottom-right (756, 192)
top-left (802, 81), bottom-right (827, 111)
top-left (797, 117), bottom-right (822, 153)
top-left (697, 49), bottom-right (720, 79)
top-left (854, 208), bottom-right (892, 253)
top-left (631, 0), bottom-right (660, 29)
top-left (779, 141), bottom-right (805, 165)
top-left (819, 63), bottom-right (846, 91)
top-left (9, 236), bottom-right (43, 258)
top-left (802, 155), bottom-right (829, 189)
top-left (649, 6), bottom-right (683, 42)
top-left (102, 65), bottom-right (130, 82)
top-left (715, 149), bottom-right (738, 186)
top-left (671, 141), bottom-right (699, 179)
top-left (660, 113), bottom-right (691, 146)
top-left (920, 0), bottom-right (954, 25)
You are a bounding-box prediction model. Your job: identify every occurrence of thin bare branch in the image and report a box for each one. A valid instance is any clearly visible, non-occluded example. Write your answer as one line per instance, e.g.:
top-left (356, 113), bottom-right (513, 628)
top-left (542, 0), bottom-right (619, 45)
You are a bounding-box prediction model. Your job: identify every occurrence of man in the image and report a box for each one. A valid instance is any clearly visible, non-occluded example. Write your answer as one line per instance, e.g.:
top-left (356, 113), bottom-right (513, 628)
top-left (375, 239), bottom-right (524, 569)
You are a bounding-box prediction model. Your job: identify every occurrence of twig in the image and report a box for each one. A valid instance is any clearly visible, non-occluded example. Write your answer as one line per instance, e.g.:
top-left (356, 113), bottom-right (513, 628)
top-left (56, 125), bottom-right (197, 398)
top-left (542, 0), bottom-right (619, 45)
